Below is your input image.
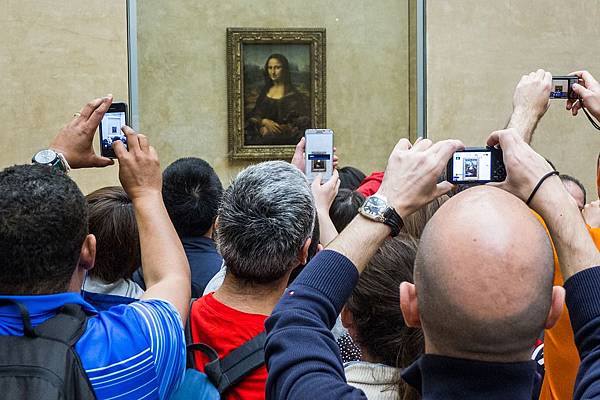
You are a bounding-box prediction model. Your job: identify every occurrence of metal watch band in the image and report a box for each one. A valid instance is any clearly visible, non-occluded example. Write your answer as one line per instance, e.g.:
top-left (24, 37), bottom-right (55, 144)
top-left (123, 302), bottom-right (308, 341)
top-left (32, 150), bottom-right (69, 173)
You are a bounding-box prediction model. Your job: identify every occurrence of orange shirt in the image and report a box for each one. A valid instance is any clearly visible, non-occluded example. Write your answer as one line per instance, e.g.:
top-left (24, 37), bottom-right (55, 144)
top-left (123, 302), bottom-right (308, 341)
top-left (539, 222), bottom-right (600, 400)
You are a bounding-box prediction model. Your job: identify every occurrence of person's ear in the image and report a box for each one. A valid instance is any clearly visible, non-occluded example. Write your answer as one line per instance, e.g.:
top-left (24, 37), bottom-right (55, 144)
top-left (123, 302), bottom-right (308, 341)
top-left (341, 305), bottom-right (359, 342)
top-left (341, 305), bottom-right (353, 330)
top-left (545, 285), bottom-right (566, 329)
top-left (400, 282), bottom-right (421, 328)
top-left (79, 234), bottom-right (96, 272)
top-left (296, 238), bottom-right (311, 265)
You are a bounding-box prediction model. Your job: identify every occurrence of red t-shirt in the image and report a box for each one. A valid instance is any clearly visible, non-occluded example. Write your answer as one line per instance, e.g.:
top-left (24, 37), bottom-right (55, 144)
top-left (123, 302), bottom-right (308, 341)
top-left (357, 171), bottom-right (384, 197)
top-left (190, 293), bottom-right (268, 400)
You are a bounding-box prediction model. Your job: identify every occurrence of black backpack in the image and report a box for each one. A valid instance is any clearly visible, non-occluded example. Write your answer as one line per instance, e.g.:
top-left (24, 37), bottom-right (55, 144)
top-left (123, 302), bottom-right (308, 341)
top-left (0, 299), bottom-right (96, 399)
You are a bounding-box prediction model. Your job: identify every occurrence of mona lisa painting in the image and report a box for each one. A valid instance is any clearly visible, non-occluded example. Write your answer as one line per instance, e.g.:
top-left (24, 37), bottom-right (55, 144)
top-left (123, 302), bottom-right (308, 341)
top-left (227, 28), bottom-right (326, 160)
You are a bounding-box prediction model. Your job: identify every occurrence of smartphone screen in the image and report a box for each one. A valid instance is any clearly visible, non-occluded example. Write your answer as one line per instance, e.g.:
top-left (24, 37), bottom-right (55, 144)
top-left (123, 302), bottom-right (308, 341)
top-left (305, 129), bottom-right (334, 182)
top-left (99, 103), bottom-right (128, 158)
top-left (447, 147), bottom-right (505, 184)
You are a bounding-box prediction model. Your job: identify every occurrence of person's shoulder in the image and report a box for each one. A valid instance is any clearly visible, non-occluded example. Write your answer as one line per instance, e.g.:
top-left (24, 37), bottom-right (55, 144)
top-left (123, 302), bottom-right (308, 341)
top-left (76, 300), bottom-right (186, 399)
top-left (80, 299), bottom-right (182, 347)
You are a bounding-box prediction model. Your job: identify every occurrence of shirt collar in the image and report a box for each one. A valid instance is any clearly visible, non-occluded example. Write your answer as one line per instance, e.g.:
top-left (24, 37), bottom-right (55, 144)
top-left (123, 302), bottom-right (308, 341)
top-left (0, 292), bottom-right (97, 318)
top-left (402, 354), bottom-right (536, 399)
top-left (181, 236), bottom-right (218, 250)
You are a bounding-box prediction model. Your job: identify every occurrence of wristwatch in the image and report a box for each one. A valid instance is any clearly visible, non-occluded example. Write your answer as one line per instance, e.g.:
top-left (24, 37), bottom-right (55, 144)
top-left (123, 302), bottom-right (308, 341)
top-left (32, 149), bottom-right (70, 173)
top-left (358, 195), bottom-right (404, 237)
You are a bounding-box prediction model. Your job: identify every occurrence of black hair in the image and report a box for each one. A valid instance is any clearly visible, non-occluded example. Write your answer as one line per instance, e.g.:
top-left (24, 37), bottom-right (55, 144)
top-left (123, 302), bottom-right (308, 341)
top-left (560, 174), bottom-right (587, 206)
top-left (338, 166), bottom-right (367, 190)
top-left (288, 217), bottom-right (320, 285)
top-left (330, 189), bottom-right (366, 232)
top-left (162, 157), bottom-right (223, 237)
top-left (0, 165), bottom-right (88, 294)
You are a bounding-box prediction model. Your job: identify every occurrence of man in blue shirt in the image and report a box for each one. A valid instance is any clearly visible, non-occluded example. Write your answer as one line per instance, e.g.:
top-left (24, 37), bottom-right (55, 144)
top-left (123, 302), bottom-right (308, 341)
top-left (0, 96), bottom-right (191, 399)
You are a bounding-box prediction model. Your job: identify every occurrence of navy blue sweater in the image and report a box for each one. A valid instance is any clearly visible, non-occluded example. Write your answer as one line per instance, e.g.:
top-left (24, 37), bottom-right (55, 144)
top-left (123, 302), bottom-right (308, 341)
top-left (265, 249), bottom-right (600, 399)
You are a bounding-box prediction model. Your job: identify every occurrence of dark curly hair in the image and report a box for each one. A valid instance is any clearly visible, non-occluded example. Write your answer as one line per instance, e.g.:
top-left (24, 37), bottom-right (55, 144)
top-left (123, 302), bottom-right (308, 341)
top-left (0, 165), bottom-right (88, 294)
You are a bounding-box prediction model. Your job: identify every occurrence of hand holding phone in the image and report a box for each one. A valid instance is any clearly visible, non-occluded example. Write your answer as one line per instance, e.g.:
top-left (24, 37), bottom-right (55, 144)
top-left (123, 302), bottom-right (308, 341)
top-left (49, 96), bottom-right (115, 169)
top-left (304, 129), bottom-right (334, 183)
top-left (446, 147), bottom-right (506, 184)
top-left (99, 102), bottom-right (129, 158)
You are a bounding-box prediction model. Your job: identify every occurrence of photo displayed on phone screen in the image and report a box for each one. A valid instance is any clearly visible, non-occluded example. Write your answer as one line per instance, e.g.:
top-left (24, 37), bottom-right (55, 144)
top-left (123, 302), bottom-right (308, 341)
top-left (452, 151), bottom-right (491, 182)
top-left (99, 103), bottom-right (128, 158)
top-left (304, 129), bottom-right (333, 182)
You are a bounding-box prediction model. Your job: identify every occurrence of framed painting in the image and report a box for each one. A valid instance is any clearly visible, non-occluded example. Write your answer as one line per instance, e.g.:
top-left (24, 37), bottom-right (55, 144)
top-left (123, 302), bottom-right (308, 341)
top-left (227, 28), bottom-right (326, 160)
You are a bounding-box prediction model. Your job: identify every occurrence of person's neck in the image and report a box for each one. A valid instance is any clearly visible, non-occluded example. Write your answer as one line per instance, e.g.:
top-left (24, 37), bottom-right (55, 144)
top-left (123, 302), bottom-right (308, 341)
top-left (426, 339), bottom-right (531, 363)
top-left (213, 273), bottom-right (289, 316)
top-left (202, 227), bottom-right (214, 240)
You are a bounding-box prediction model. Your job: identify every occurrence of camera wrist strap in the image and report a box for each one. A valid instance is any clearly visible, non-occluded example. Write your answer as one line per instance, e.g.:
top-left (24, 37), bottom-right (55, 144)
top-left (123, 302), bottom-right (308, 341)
top-left (526, 170), bottom-right (560, 206)
top-left (580, 99), bottom-right (600, 131)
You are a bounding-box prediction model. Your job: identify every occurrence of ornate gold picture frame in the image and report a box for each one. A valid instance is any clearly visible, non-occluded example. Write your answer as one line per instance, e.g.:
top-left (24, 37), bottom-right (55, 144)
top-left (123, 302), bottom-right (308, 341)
top-left (227, 28), bottom-right (326, 160)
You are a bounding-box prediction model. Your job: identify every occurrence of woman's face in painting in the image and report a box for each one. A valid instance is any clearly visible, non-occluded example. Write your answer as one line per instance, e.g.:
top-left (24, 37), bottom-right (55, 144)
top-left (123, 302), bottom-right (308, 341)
top-left (267, 58), bottom-right (284, 82)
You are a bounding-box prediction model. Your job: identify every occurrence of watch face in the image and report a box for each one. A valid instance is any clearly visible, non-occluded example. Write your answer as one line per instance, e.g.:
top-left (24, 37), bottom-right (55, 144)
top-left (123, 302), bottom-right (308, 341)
top-left (362, 196), bottom-right (388, 217)
top-left (34, 149), bottom-right (57, 164)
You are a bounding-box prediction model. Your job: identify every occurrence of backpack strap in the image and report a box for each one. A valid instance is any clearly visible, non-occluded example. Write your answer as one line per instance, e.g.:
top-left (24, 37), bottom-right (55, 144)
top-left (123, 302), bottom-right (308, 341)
top-left (0, 298), bottom-right (36, 337)
top-left (185, 298), bottom-right (198, 368)
top-left (187, 332), bottom-right (266, 395)
top-left (34, 304), bottom-right (89, 346)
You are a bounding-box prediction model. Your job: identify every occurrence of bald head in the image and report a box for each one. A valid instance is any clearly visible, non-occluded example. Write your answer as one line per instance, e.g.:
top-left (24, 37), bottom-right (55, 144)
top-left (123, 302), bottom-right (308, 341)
top-left (414, 186), bottom-right (555, 362)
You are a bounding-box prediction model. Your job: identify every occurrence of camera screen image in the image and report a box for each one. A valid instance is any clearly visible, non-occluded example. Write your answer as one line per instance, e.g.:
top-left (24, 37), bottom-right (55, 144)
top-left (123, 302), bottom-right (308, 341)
top-left (550, 78), bottom-right (573, 99)
top-left (100, 112), bottom-right (127, 153)
top-left (311, 159), bottom-right (326, 172)
top-left (452, 151), bottom-right (491, 181)
top-left (308, 153), bottom-right (330, 173)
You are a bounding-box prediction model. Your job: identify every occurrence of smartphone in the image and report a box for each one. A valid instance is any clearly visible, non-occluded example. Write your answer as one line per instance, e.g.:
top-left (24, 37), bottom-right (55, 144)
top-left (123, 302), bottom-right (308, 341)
top-left (305, 128), bottom-right (334, 183)
top-left (99, 102), bottom-right (128, 158)
top-left (446, 147), bottom-right (506, 184)
top-left (550, 76), bottom-right (578, 100)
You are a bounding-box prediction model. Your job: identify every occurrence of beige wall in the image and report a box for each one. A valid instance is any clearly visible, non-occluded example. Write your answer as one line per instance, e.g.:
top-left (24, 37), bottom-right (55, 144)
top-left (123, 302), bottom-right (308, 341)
top-left (427, 0), bottom-right (600, 197)
top-left (136, 0), bottom-right (412, 183)
top-left (0, 0), bottom-right (128, 194)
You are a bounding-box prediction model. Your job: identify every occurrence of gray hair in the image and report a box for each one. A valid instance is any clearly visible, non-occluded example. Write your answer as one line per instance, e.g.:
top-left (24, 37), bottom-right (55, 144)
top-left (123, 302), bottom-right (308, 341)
top-left (217, 161), bottom-right (315, 284)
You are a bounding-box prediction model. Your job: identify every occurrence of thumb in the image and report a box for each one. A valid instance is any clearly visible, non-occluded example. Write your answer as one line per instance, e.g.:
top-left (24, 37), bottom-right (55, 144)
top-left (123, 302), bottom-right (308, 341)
top-left (435, 181), bottom-right (455, 197)
top-left (91, 155), bottom-right (115, 168)
top-left (311, 173), bottom-right (323, 188)
top-left (572, 83), bottom-right (593, 99)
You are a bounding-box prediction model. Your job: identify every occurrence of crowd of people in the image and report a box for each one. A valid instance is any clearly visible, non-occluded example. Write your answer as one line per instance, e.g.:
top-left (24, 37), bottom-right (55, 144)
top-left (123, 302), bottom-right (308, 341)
top-left (0, 69), bottom-right (599, 400)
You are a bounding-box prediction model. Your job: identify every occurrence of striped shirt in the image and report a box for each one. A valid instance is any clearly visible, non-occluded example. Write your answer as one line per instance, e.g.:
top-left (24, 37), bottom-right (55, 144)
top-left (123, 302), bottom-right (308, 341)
top-left (0, 293), bottom-right (185, 399)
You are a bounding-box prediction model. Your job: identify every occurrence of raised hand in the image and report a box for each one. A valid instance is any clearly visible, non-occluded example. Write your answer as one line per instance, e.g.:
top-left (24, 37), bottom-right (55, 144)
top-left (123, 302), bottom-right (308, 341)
top-left (376, 138), bottom-right (464, 217)
top-left (485, 128), bottom-right (556, 206)
top-left (50, 96), bottom-right (115, 168)
top-left (567, 70), bottom-right (600, 119)
top-left (113, 126), bottom-right (161, 202)
top-left (507, 69), bottom-right (552, 144)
